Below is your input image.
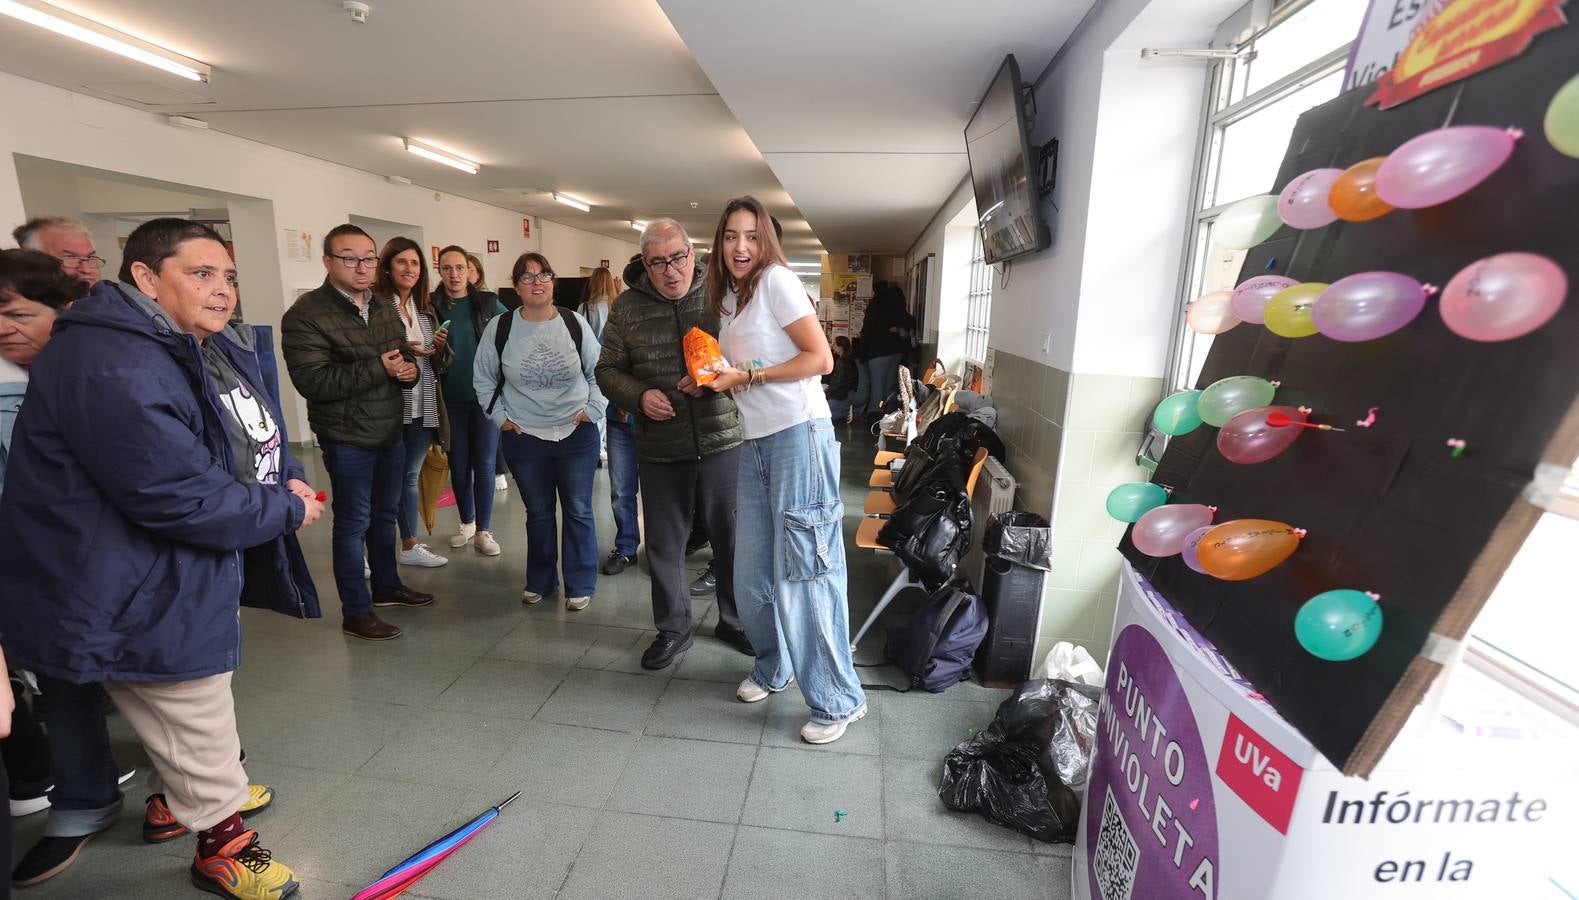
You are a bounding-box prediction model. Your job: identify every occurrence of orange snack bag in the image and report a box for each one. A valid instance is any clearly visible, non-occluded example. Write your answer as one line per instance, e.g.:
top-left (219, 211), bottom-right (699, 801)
top-left (683, 327), bottom-right (728, 385)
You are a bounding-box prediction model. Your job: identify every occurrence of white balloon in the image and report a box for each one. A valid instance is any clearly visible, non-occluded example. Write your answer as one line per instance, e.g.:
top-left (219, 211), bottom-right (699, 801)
top-left (1212, 195), bottom-right (1281, 251)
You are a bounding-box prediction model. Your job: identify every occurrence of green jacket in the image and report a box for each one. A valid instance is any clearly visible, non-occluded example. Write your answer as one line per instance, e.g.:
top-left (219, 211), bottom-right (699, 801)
top-left (282, 278), bottom-right (408, 449)
top-left (596, 257), bottom-right (742, 464)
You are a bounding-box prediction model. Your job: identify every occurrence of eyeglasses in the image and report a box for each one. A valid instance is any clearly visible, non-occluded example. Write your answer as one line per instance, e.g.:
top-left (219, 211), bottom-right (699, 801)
top-left (644, 247), bottom-right (691, 274)
top-left (516, 272), bottom-right (555, 284)
top-left (59, 252), bottom-right (106, 270)
top-left (330, 254), bottom-right (380, 270)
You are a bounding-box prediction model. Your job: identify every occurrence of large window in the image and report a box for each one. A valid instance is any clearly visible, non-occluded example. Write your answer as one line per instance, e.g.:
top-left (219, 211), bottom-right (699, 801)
top-left (964, 228), bottom-right (992, 364)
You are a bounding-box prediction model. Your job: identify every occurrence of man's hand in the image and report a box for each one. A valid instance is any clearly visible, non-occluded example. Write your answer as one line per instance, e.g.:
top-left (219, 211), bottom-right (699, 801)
top-left (640, 388), bottom-right (675, 421)
top-left (381, 349), bottom-right (408, 380)
top-left (676, 375), bottom-right (704, 398)
top-left (298, 493), bottom-right (324, 529)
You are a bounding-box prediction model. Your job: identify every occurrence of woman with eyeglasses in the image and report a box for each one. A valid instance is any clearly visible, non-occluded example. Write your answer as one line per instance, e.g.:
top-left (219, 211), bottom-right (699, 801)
top-left (431, 245), bottom-right (504, 557)
top-left (474, 253), bottom-right (605, 611)
top-left (687, 196), bottom-right (865, 745)
top-left (374, 238), bottom-right (452, 569)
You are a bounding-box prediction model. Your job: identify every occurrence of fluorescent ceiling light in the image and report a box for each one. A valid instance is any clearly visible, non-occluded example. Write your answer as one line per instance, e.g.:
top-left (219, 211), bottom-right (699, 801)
top-left (788, 261), bottom-right (821, 268)
top-left (403, 138), bottom-right (477, 174)
top-left (630, 220), bottom-right (648, 232)
top-left (166, 114), bottom-right (207, 129)
top-left (0, 0), bottom-right (210, 82)
top-left (554, 193), bottom-right (591, 212)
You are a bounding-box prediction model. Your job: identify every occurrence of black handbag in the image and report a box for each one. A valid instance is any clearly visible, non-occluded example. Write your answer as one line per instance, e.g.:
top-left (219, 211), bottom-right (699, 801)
top-left (878, 473), bottom-right (974, 591)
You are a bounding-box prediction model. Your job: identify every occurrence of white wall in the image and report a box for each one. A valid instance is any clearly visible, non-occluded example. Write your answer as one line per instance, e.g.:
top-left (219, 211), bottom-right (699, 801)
top-left (906, 176), bottom-right (972, 340)
top-left (0, 70), bottom-right (635, 435)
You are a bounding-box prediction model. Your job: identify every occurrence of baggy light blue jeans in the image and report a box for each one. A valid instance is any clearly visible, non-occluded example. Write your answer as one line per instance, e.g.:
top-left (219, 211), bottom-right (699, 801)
top-left (736, 418), bottom-right (866, 724)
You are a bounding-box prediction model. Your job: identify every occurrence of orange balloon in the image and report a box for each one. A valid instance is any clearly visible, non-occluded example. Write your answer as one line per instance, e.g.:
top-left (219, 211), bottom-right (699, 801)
top-left (1195, 519), bottom-right (1302, 581)
top-left (1328, 157), bottom-right (1394, 222)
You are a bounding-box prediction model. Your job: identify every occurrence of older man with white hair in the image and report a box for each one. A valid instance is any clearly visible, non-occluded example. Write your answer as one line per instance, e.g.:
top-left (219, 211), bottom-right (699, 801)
top-left (12, 217), bottom-right (105, 287)
top-left (595, 219), bottom-right (751, 669)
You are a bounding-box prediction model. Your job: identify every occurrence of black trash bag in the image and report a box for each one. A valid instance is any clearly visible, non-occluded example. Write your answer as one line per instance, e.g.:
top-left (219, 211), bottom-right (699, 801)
top-left (984, 511), bottom-right (1052, 572)
top-left (937, 678), bottom-right (1101, 843)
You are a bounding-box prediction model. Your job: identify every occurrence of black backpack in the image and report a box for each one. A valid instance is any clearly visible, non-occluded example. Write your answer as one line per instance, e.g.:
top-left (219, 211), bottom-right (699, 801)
top-left (485, 308), bottom-right (584, 416)
top-left (885, 584), bottom-right (989, 693)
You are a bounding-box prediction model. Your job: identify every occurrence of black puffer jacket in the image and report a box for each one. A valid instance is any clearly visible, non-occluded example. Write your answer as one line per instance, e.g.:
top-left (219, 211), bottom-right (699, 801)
top-left (282, 278), bottom-right (407, 449)
top-left (596, 257), bottom-right (742, 464)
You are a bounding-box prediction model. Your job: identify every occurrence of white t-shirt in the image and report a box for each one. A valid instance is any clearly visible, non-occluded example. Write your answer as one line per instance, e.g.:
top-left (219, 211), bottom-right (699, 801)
top-left (719, 263), bottom-right (831, 439)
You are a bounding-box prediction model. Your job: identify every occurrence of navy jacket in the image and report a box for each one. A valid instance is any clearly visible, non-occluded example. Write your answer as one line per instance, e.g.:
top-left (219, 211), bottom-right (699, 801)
top-left (0, 281), bottom-right (321, 684)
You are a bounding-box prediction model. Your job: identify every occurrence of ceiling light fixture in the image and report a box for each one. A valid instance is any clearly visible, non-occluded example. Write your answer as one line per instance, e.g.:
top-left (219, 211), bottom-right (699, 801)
top-left (554, 193), bottom-right (591, 212)
top-left (403, 138), bottom-right (478, 174)
top-left (0, 0), bottom-right (211, 81)
top-left (630, 220), bottom-right (648, 232)
top-left (788, 261), bottom-right (821, 268)
top-left (166, 114), bottom-right (208, 129)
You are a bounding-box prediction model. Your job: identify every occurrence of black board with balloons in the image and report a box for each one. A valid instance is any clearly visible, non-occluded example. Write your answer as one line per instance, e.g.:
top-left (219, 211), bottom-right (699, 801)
top-left (1115, 27), bottom-right (1579, 775)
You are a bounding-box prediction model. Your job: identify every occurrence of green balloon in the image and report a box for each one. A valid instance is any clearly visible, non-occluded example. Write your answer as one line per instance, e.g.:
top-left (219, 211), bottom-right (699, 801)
top-left (1197, 375), bottom-right (1276, 427)
top-left (1105, 482), bottom-right (1168, 523)
top-left (1212, 194), bottom-right (1281, 250)
top-left (1547, 73), bottom-right (1579, 159)
top-left (1295, 590), bottom-right (1383, 662)
top-left (1153, 390), bottom-right (1204, 436)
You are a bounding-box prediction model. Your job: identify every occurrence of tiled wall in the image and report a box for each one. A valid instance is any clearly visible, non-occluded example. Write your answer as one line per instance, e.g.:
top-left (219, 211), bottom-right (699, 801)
top-left (988, 350), bottom-right (1068, 516)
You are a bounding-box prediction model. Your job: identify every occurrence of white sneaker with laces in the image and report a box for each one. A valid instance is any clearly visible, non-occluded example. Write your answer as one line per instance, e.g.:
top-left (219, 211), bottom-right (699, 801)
top-left (474, 530), bottom-right (501, 556)
top-left (565, 595), bottom-right (590, 611)
top-left (399, 544), bottom-right (448, 568)
top-left (449, 522), bottom-right (476, 549)
top-left (522, 589), bottom-right (544, 605)
top-left (800, 705), bottom-right (868, 744)
top-left (736, 678), bottom-right (770, 703)
top-left (495, 474), bottom-right (508, 492)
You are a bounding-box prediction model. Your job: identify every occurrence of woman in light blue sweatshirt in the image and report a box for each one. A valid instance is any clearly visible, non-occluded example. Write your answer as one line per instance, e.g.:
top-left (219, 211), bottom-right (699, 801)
top-left (474, 252), bottom-right (605, 611)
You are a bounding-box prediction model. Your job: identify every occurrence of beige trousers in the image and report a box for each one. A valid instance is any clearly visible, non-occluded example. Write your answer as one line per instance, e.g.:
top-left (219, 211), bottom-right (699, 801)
top-left (104, 672), bottom-right (248, 833)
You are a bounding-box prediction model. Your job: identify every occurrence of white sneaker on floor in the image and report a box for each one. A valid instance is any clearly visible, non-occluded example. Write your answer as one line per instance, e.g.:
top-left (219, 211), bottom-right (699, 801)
top-left (736, 679), bottom-right (770, 703)
top-left (522, 589), bottom-right (544, 605)
top-left (399, 544), bottom-right (448, 568)
top-left (474, 530), bottom-right (501, 556)
top-left (450, 522), bottom-right (476, 549)
top-left (800, 705), bottom-right (868, 744)
top-left (495, 474), bottom-right (508, 492)
top-left (565, 595), bottom-right (590, 611)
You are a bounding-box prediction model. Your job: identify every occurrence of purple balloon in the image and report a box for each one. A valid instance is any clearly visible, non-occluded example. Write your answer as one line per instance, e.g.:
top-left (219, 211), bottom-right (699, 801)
top-left (1230, 275), bottom-right (1299, 325)
top-left (1312, 272), bottom-right (1431, 342)
top-left (1375, 126), bottom-right (1518, 209)
top-left (1132, 504), bottom-right (1215, 557)
top-left (1181, 525), bottom-right (1213, 573)
top-left (1278, 168), bottom-right (1343, 229)
top-left (1217, 405), bottom-right (1306, 464)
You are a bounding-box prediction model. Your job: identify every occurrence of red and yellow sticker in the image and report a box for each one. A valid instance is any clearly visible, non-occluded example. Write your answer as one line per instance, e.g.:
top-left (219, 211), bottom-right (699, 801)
top-left (1367, 0), bottom-right (1567, 108)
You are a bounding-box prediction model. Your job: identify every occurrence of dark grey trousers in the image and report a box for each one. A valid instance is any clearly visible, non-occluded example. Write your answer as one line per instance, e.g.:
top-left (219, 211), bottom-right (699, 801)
top-left (638, 447), bottom-right (741, 639)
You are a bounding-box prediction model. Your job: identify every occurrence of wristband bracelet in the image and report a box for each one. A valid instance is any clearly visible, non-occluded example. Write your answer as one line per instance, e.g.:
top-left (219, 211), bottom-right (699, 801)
top-left (750, 367), bottom-right (768, 387)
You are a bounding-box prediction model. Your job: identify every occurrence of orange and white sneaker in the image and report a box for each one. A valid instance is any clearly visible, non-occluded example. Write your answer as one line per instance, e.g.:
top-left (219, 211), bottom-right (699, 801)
top-left (145, 785), bottom-right (274, 843)
top-left (191, 829), bottom-right (298, 899)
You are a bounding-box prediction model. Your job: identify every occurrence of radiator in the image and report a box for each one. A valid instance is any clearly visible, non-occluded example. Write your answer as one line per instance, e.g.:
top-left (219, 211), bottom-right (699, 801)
top-left (965, 456), bottom-right (1017, 590)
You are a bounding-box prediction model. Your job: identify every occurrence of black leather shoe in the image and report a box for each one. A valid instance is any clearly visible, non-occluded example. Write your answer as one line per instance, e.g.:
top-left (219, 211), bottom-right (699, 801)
top-left (714, 624), bottom-right (754, 657)
top-left (601, 552), bottom-right (636, 576)
top-left (373, 586), bottom-right (434, 608)
top-left (13, 833), bottom-right (97, 887)
top-left (641, 633), bottom-right (693, 670)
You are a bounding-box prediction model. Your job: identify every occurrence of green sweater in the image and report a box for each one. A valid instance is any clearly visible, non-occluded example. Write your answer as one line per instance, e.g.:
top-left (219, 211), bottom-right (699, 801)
top-left (442, 296), bottom-right (483, 402)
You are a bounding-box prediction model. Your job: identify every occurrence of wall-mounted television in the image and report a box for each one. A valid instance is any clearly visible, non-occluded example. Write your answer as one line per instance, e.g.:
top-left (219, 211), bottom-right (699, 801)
top-left (964, 54), bottom-right (1050, 265)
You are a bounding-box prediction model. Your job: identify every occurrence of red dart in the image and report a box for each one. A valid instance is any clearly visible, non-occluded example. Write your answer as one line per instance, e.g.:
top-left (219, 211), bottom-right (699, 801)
top-left (1266, 411), bottom-right (1345, 432)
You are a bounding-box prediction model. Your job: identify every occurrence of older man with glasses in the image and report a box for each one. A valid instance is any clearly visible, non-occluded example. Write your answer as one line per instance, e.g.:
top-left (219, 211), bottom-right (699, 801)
top-left (12, 217), bottom-right (106, 287)
top-left (596, 219), bottom-right (751, 669)
top-left (282, 223), bottom-right (432, 642)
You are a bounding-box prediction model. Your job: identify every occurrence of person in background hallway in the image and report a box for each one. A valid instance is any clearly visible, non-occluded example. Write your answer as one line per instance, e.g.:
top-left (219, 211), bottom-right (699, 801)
top-left (583, 267), bottom-right (641, 575)
top-left (284, 224), bottom-right (429, 642)
top-left (596, 219), bottom-right (752, 668)
top-left (11, 217), bottom-right (105, 288)
top-left (858, 281), bottom-right (914, 423)
top-left (848, 336), bottom-right (871, 422)
top-left (465, 252), bottom-right (488, 291)
top-left (477, 253), bottom-right (605, 611)
top-left (430, 246), bottom-right (505, 553)
top-left (1, 219), bottom-right (318, 897)
top-left (693, 195), bottom-right (867, 744)
top-left (825, 335), bottom-right (859, 424)
top-left (375, 238), bottom-right (452, 570)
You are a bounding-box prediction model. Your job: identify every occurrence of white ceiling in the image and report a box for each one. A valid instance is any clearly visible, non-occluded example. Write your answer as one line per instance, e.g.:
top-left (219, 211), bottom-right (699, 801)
top-left (0, 0), bottom-right (1097, 258)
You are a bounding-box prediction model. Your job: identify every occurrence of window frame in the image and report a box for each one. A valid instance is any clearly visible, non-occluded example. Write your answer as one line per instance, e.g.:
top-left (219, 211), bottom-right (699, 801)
top-left (964, 226), bottom-right (992, 366)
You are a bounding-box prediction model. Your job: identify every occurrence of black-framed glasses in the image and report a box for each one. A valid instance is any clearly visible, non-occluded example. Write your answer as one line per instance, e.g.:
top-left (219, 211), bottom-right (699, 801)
top-left (59, 252), bottom-right (106, 269)
top-left (517, 272), bottom-right (555, 284)
top-left (330, 254), bottom-right (380, 270)
top-left (644, 248), bottom-right (691, 274)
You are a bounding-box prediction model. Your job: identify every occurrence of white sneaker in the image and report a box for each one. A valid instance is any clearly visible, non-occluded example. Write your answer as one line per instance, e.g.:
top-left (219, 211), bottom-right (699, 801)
top-left (474, 530), bottom-right (501, 556)
top-left (565, 595), bottom-right (590, 611)
top-left (495, 474), bottom-right (508, 492)
top-left (800, 705), bottom-right (868, 745)
top-left (736, 678), bottom-right (770, 703)
top-left (399, 544), bottom-right (448, 568)
top-left (449, 522), bottom-right (476, 549)
top-left (522, 590), bottom-right (544, 605)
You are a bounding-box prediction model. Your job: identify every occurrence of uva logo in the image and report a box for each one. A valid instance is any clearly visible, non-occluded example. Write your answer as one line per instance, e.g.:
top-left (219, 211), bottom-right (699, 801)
top-left (1233, 733), bottom-right (1282, 791)
top-left (1215, 714), bottom-right (1303, 834)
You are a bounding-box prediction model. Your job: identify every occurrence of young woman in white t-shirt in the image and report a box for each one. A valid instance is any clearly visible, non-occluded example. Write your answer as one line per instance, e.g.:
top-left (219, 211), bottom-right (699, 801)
top-left (685, 195), bottom-right (867, 745)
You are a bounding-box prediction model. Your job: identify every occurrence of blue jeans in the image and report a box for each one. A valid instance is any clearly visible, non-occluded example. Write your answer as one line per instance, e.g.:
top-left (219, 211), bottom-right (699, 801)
top-left (398, 423), bottom-right (436, 541)
top-left (827, 395), bottom-right (853, 422)
top-left (500, 421), bottom-right (600, 597)
top-left (447, 400), bottom-right (498, 530)
top-left (851, 359), bottom-right (873, 416)
top-left (35, 674), bottom-right (123, 837)
top-left (606, 417), bottom-right (641, 557)
top-left (320, 437), bottom-right (405, 616)
top-left (866, 353), bottom-right (902, 415)
top-left (736, 419), bottom-right (865, 724)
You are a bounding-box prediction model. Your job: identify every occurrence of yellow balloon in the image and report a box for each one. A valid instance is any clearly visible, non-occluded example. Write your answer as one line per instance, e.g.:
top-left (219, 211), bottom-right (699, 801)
top-left (1547, 73), bottom-right (1579, 159)
top-left (1265, 283), bottom-right (1328, 338)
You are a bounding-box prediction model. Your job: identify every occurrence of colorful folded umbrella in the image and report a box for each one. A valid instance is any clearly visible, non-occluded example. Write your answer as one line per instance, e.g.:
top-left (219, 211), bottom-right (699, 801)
top-left (350, 791), bottom-right (520, 900)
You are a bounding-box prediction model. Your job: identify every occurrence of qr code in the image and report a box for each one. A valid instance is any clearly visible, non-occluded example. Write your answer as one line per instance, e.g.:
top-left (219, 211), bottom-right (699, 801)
top-left (1094, 787), bottom-right (1138, 900)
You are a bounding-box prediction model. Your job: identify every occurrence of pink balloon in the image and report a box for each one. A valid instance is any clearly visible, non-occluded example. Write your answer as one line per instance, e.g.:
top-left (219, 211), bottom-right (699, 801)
top-left (1439, 252), bottom-right (1567, 341)
top-left (1217, 405), bottom-right (1306, 464)
top-left (1181, 525), bottom-right (1213, 574)
top-left (1132, 504), bottom-right (1215, 557)
top-left (1187, 290), bottom-right (1241, 334)
top-left (1231, 275), bottom-right (1299, 325)
top-left (1374, 126), bottom-right (1518, 209)
top-left (1312, 272), bottom-right (1431, 342)
top-left (1278, 168), bottom-right (1343, 229)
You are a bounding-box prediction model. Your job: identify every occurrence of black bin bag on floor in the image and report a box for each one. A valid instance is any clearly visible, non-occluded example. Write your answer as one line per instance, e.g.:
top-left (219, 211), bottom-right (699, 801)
top-left (937, 678), bottom-right (1101, 843)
